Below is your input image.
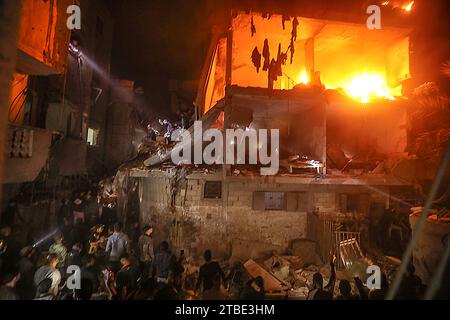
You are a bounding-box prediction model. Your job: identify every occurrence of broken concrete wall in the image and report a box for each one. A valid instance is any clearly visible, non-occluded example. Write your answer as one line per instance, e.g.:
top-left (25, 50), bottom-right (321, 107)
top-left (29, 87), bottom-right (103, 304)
top-left (138, 171), bottom-right (401, 262)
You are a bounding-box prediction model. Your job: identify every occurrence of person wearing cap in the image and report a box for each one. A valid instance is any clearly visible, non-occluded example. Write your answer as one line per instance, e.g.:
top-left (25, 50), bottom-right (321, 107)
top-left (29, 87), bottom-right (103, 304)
top-left (138, 225), bottom-right (154, 279)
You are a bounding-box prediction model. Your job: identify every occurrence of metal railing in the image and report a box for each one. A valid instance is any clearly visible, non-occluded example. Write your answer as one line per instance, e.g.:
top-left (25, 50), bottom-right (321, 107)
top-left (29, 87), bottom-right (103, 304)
top-left (309, 212), bottom-right (362, 269)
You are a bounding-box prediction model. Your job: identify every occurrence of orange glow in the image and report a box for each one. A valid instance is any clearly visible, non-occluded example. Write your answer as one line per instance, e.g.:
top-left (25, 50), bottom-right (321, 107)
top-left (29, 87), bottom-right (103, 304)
top-left (339, 73), bottom-right (397, 103)
top-left (402, 1), bottom-right (414, 12)
top-left (200, 12), bottom-right (411, 114)
top-left (382, 1), bottom-right (390, 5)
top-left (297, 69), bottom-right (309, 85)
top-left (294, 71), bottom-right (401, 103)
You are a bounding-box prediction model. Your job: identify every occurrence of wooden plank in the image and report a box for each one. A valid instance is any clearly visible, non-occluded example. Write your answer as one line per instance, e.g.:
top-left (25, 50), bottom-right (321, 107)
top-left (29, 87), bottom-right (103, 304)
top-left (243, 259), bottom-right (290, 292)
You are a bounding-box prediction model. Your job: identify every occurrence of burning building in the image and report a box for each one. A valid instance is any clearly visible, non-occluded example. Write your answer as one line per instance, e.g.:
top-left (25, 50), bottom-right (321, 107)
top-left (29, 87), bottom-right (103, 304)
top-left (117, 3), bottom-right (449, 288)
top-left (0, 0), bottom-right (449, 301)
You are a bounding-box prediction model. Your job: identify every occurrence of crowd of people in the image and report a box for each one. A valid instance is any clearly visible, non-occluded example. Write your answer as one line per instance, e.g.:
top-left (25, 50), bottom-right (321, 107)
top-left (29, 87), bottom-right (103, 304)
top-left (0, 180), bottom-right (426, 300)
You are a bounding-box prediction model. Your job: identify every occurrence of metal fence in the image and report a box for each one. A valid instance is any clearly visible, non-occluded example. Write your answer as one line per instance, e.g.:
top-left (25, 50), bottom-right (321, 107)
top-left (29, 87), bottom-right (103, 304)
top-left (309, 212), bottom-right (362, 269)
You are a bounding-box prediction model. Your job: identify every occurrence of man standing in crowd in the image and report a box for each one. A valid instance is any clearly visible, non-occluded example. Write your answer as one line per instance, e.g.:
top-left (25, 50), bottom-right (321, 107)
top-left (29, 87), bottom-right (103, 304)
top-left (138, 225), bottom-right (154, 279)
top-left (196, 249), bottom-right (226, 293)
top-left (106, 223), bottom-right (130, 272)
top-left (153, 241), bottom-right (176, 284)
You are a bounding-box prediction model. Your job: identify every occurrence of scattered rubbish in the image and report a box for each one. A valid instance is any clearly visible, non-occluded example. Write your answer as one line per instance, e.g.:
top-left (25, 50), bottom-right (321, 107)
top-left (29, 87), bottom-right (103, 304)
top-left (243, 259), bottom-right (290, 296)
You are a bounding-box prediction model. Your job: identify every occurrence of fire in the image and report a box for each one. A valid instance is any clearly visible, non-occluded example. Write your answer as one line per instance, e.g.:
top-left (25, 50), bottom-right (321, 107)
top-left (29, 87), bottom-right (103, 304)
top-left (294, 70), bottom-right (399, 103)
top-left (341, 73), bottom-right (396, 103)
top-left (402, 1), bottom-right (414, 12)
top-left (297, 69), bottom-right (309, 85)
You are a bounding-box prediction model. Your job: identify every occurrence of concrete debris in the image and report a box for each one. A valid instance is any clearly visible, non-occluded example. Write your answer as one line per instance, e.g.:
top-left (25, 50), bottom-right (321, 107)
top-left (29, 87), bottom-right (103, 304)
top-left (303, 264), bottom-right (318, 272)
top-left (243, 259), bottom-right (290, 293)
top-left (290, 239), bottom-right (322, 266)
top-left (230, 239), bottom-right (284, 262)
top-left (288, 287), bottom-right (310, 299)
top-left (263, 255), bottom-right (291, 281)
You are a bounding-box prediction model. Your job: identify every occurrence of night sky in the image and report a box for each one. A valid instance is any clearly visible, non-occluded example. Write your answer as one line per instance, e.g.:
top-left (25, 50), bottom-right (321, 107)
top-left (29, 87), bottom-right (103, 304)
top-left (110, 0), bottom-right (226, 120)
top-left (108, 0), bottom-right (450, 120)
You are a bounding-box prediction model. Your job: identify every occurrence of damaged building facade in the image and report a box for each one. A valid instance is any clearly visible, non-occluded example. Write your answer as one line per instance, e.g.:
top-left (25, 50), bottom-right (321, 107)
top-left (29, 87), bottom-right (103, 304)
top-left (118, 9), bottom-right (449, 287)
top-left (1, 0), bottom-right (140, 241)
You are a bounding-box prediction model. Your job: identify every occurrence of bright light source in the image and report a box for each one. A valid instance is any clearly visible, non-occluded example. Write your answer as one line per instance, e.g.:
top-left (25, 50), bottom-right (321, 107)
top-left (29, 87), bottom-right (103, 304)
top-left (296, 69), bottom-right (309, 85)
top-left (402, 1), bottom-right (414, 12)
top-left (341, 73), bottom-right (396, 103)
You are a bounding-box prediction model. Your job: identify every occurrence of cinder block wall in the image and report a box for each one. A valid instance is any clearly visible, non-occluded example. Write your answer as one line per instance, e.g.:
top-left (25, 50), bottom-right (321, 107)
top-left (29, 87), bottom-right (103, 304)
top-left (139, 174), bottom-right (388, 261)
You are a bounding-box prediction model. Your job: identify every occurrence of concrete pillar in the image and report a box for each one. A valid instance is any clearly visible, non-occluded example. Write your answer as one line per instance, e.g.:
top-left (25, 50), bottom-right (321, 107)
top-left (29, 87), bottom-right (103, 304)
top-left (305, 37), bottom-right (315, 83)
top-left (0, 1), bottom-right (23, 209)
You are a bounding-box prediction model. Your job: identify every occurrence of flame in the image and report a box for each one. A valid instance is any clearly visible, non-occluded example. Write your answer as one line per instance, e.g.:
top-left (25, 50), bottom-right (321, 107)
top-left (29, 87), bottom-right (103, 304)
top-left (341, 73), bottom-right (396, 103)
top-left (294, 70), bottom-right (399, 103)
top-left (402, 1), bottom-right (414, 12)
top-left (297, 69), bottom-right (309, 85)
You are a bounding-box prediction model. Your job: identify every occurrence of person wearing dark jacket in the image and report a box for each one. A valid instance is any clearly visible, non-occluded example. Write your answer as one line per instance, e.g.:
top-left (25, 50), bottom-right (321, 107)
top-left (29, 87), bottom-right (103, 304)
top-left (17, 246), bottom-right (37, 299)
top-left (337, 279), bottom-right (359, 300)
top-left (81, 255), bottom-right (100, 293)
top-left (138, 225), bottom-right (154, 279)
top-left (153, 241), bottom-right (176, 284)
top-left (0, 226), bottom-right (20, 273)
top-left (116, 255), bottom-right (141, 299)
top-left (307, 255), bottom-right (336, 300)
top-left (196, 249), bottom-right (225, 293)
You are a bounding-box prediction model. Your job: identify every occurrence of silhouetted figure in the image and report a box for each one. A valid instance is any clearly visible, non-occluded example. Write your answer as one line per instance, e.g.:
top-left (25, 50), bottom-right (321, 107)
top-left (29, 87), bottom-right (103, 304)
top-left (196, 249), bottom-right (225, 293)
top-left (307, 255), bottom-right (336, 300)
top-left (337, 279), bottom-right (359, 300)
top-left (153, 241), bottom-right (176, 285)
top-left (239, 276), bottom-right (265, 300)
top-left (0, 268), bottom-right (21, 300)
